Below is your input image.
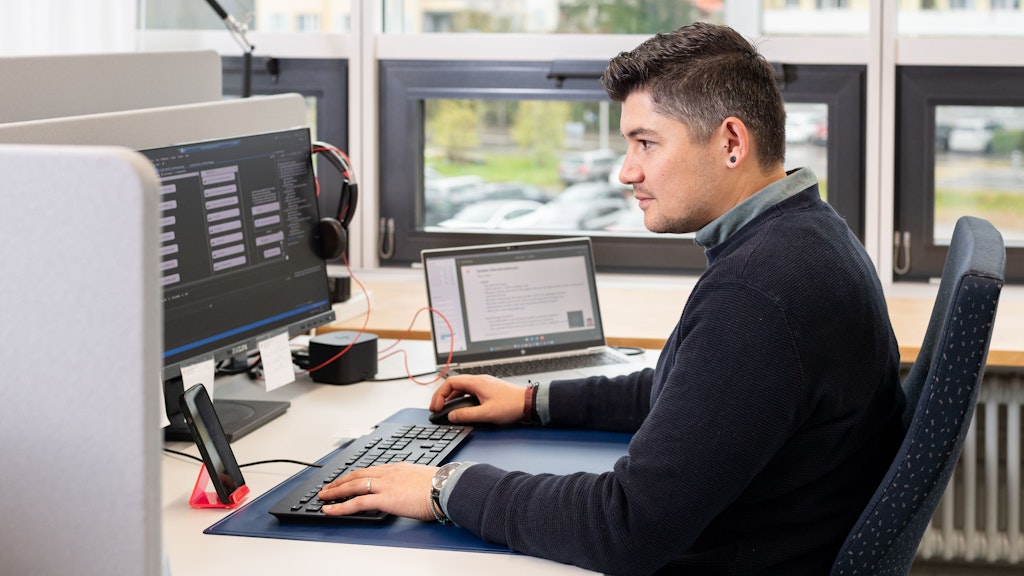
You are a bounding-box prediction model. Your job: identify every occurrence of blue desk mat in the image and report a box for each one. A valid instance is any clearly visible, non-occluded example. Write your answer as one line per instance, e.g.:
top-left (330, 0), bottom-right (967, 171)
top-left (205, 407), bottom-right (631, 553)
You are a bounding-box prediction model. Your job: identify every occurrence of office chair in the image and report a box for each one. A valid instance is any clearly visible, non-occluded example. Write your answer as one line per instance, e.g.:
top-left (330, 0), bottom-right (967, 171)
top-left (830, 216), bottom-right (1005, 576)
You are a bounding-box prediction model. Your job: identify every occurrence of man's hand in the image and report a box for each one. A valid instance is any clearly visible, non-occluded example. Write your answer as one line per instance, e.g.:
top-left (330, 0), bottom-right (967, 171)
top-left (431, 374), bottom-right (527, 425)
top-left (318, 462), bottom-right (437, 521)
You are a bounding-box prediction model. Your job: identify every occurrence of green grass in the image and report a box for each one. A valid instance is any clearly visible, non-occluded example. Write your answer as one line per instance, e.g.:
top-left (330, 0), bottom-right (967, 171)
top-left (936, 188), bottom-right (1024, 212)
top-left (935, 188), bottom-right (1024, 234)
top-left (430, 154), bottom-right (562, 189)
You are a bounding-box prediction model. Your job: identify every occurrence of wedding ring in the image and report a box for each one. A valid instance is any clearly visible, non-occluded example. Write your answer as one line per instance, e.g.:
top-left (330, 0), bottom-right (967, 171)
top-left (366, 477), bottom-right (373, 494)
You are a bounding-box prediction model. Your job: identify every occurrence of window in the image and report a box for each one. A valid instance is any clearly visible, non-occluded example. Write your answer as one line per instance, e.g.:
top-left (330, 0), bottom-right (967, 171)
top-left (383, 1), bottom-right (722, 34)
top-left (896, 66), bottom-right (1024, 282)
top-left (993, 0), bottom-right (1021, 9)
top-left (377, 60), bottom-right (865, 274)
top-left (295, 14), bottom-right (321, 32)
top-left (267, 13), bottom-right (287, 31)
top-left (141, 1), bottom-right (352, 33)
top-left (762, 0), bottom-right (868, 35)
top-left (899, 0), bottom-right (1024, 36)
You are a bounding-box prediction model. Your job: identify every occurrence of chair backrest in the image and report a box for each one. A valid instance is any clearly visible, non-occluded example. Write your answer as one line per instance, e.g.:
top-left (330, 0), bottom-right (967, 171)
top-left (830, 216), bottom-right (1005, 576)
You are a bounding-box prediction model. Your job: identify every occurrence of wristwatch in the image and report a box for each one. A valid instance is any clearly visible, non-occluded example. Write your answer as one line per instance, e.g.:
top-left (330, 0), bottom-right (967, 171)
top-left (430, 461), bottom-right (463, 524)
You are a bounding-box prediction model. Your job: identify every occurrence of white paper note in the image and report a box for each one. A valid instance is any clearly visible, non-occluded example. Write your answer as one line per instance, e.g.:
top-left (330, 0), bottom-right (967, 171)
top-left (259, 331), bottom-right (296, 391)
top-left (180, 358), bottom-right (217, 398)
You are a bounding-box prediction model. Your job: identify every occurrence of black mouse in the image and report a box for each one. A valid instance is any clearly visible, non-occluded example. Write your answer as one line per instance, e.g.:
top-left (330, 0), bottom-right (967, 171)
top-left (429, 395), bottom-right (481, 425)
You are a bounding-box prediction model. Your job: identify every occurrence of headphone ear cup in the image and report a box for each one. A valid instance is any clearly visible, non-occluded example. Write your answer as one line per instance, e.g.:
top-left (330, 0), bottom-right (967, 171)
top-left (319, 217), bottom-right (346, 260)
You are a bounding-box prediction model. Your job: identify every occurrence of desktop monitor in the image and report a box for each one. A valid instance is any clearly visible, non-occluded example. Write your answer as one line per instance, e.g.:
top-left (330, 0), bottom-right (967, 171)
top-left (140, 127), bottom-right (336, 441)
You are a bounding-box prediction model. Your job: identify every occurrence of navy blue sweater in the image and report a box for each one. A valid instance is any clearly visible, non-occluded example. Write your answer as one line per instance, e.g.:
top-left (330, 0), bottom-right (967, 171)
top-left (447, 185), bottom-right (906, 575)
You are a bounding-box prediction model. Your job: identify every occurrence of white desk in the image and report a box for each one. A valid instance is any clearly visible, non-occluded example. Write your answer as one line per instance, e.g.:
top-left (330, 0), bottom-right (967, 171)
top-left (161, 340), bottom-right (601, 575)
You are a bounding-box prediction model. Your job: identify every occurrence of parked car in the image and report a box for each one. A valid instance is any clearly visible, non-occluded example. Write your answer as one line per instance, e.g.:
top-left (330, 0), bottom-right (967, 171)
top-left (423, 175), bottom-right (483, 225)
top-left (785, 111), bottom-right (826, 144)
top-left (474, 181), bottom-right (551, 204)
top-left (558, 149), bottom-right (620, 185)
top-left (552, 181), bottom-right (629, 204)
top-left (607, 154), bottom-right (629, 190)
top-left (499, 181), bottom-right (629, 231)
top-left (436, 200), bottom-right (544, 229)
top-left (499, 199), bottom-right (627, 231)
top-left (602, 206), bottom-right (649, 234)
top-left (947, 118), bottom-right (1001, 154)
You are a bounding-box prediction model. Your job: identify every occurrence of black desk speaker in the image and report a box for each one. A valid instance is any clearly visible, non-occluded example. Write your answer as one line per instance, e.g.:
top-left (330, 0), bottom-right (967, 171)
top-left (308, 330), bottom-right (378, 385)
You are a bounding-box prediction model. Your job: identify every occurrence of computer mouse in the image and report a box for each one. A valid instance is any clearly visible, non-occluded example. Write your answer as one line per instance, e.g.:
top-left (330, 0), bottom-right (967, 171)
top-left (429, 395), bottom-right (481, 425)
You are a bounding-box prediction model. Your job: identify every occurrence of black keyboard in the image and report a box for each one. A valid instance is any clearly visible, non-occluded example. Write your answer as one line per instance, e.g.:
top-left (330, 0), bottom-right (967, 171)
top-left (453, 349), bottom-right (630, 378)
top-left (269, 422), bottom-right (472, 522)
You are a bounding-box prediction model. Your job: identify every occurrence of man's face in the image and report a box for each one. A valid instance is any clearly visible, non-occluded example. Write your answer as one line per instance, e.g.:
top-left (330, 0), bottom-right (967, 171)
top-left (618, 91), bottom-right (721, 235)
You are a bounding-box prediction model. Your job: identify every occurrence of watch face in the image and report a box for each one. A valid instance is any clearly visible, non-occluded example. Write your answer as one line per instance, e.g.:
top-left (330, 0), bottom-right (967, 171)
top-left (432, 462), bottom-right (461, 493)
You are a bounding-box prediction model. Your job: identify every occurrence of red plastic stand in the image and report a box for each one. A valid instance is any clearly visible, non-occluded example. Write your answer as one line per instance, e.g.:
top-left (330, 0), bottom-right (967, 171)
top-left (188, 464), bottom-right (250, 509)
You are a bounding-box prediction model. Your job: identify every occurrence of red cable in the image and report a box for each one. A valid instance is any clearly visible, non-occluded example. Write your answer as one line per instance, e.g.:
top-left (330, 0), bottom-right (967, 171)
top-left (302, 252), bottom-right (371, 375)
top-left (376, 306), bottom-right (455, 385)
top-left (301, 256), bottom-right (455, 384)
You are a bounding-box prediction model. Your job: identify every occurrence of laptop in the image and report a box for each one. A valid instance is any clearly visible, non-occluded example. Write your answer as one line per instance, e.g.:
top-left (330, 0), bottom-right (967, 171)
top-left (421, 237), bottom-right (648, 384)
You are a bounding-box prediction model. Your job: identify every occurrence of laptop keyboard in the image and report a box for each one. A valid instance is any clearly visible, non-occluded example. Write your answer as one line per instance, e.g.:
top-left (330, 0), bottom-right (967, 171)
top-left (269, 422), bottom-right (471, 522)
top-left (454, 349), bottom-right (630, 378)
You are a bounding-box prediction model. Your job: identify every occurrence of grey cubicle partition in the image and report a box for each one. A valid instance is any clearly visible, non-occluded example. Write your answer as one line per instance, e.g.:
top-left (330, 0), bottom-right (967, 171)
top-left (0, 144), bottom-right (163, 576)
top-left (0, 50), bottom-right (223, 123)
top-left (0, 92), bottom-right (309, 150)
top-left (0, 92), bottom-right (310, 576)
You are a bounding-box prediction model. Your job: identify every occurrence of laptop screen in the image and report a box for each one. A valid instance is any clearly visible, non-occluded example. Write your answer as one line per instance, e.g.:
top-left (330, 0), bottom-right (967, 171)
top-left (421, 237), bottom-right (608, 366)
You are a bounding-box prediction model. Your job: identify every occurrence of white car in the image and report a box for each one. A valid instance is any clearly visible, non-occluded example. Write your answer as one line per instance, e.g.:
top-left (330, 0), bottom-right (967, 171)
top-left (499, 182), bottom-right (629, 231)
top-left (423, 175), bottom-right (484, 225)
top-left (436, 200), bottom-right (543, 229)
top-left (558, 149), bottom-right (620, 185)
top-left (947, 119), bottom-right (1000, 154)
top-left (607, 154), bottom-right (630, 191)
top-left (786, 111), bottom-right (825, 144)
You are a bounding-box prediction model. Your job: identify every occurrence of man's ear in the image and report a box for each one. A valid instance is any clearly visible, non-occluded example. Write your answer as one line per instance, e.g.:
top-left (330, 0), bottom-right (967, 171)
top-left (719, 116), bottom-right (749, 168)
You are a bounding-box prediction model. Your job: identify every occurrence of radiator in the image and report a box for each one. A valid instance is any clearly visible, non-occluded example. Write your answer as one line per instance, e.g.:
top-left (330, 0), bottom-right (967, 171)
top-left (915, 367), bottom-right (1024, 565)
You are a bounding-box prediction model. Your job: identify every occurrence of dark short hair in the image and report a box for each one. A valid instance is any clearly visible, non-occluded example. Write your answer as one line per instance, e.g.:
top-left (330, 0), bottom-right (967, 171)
top-left (601, 22), bottom-right (786, 171)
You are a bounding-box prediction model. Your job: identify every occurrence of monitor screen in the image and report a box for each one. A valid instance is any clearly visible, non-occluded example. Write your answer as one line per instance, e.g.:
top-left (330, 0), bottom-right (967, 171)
top-left (140, 127), bottom-right (336, 439)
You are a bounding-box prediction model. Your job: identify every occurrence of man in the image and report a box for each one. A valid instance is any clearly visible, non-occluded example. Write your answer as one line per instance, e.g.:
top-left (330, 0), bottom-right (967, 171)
top-left (318, 22), bottom-right (906, 575)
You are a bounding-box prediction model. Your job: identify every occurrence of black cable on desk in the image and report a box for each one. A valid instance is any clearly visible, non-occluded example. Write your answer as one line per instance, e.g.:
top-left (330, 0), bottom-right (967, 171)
top-left (163, 448), bottom-right (322, 468)
top-left (365, 370), bottom-right (438, 382)
top-left (239, 458), bottom-right (322, 469)
top-left (612, 345), bottom-right (646, 356)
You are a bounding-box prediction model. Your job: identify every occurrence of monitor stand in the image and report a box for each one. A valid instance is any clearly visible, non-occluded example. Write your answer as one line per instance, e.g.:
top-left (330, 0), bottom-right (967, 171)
top-left (162, 376), bottom-right (290, 443)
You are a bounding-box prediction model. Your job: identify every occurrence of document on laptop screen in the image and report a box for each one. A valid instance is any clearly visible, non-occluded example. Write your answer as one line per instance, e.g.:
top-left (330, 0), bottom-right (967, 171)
top-left (460, 256), bottom-right (596, 342)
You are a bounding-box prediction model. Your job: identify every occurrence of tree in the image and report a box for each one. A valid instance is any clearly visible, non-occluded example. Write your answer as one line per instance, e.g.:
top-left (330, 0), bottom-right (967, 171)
top-left (428, 100), bottom-right (481, 164)
top-left (511, 100), bottom-right (570, 168)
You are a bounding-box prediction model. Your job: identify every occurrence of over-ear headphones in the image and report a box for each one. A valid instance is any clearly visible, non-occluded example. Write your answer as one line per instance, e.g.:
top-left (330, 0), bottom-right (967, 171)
top-left (312, 141), bottom-right (358, 261)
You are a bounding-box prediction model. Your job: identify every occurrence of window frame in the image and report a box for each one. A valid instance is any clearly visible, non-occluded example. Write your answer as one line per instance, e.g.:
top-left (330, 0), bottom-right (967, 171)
top-left (895, 65), bottom-right (1024, 283)
top-left (377, 59), bottom-right (866, 273)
